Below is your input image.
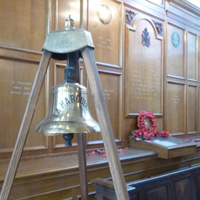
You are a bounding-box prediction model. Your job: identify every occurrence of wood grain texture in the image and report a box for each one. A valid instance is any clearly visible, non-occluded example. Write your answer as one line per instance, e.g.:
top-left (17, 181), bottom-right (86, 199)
top-left (0, 0), bottom-right (46, 51)
top-left (81, 47), bottom-right (129, 200)
top-left (93, 165), bottom-right (200, 200)
top-left (77, 133), bottom-right (88, 200)
top-left (88, 0), bottom-right (122, 66)
top-left (0, 50), bottom-right (52, 200)
top-left (125, 16), bottom-right (163, 116)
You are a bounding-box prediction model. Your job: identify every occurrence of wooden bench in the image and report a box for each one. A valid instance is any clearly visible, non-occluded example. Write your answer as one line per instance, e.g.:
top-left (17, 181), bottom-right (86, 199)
top-left (92, 165), bottom-right (200, 200)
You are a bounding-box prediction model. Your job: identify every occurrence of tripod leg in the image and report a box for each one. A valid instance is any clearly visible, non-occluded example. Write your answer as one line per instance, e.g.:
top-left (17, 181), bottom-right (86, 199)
top-left (81, 47), bottom-right (129, 200)
top-left (77, 133), bottom-right (88, 200)
top-left (0, 50), bottom-right (52, 200)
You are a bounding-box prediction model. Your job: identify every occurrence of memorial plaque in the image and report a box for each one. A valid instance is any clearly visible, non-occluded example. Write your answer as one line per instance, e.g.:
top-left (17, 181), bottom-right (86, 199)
top-left (0, 59), bottom-right (46, 153)
top-left (125, 19), bottom-right (163, 116)
top-left (187, 33), bottom-right (197, 80)
top-left (187, 85), bottom-right (198, 134)
top-left (166, 82), bottom-right (185, 134)
top-left (89, 0), bottom-right (121, 66)
top-left (167, 24), bottom-right (184, 78)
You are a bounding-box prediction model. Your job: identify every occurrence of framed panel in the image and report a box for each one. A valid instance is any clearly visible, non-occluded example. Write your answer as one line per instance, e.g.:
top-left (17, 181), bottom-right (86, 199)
top-left (174, 178), bottom-right (193, 200)
top-left (125, 17), bottom-right (163, 116)
top-left (147, 0), bottom-right (164, 6)
top-left (167, 24), bottom-right (185, 78)
top-left (187, 85), bottom-right (198, 134)
top-left (0, 0), bottom-right (46, 51)
top-left (88, 0), bottom-right (122, 66)
top-left (0, 59), bottom-right (47, 155)
top-left (199, 36), bottom-right (200, 81)
top-left (87, 70), bottom-right (121, 143)
top-left (56, 0), bottom-right (85, 30)
top-left (187, 32), bottom-right (198, 81)
top-left (146, 185), bottom-right (170, 200)
top-left (166, 82), bottom-right (185, 135)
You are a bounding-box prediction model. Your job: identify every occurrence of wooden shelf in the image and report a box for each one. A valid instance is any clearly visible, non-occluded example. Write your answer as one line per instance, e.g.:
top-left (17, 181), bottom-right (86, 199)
top-left (130, 137), bottom-right (197, 159)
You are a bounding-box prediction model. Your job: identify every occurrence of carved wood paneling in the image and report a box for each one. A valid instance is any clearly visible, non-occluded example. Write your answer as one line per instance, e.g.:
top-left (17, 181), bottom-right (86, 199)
top-left (87, 70), bottom-right (122, 142)
top-left (174, 177), bottom-right (193, 200)
top-left (88, 0), bottom-right (122, 66)
top-left (0, 53), bottom-right (47, 157)
top-left (187, 85), bottom-right (198, 134)
top-left (0, 0), bottom-right (46, 51)
top-left (166, 24), bottom-right (185, 78)
top-left (147, 0), bottom-right (164, 6)
top-left (187, 32), bottom-right (198, 81)
top-left (125, 15), bottom-right (163, 116)
top-left (0, 0), bottom-right (48, 158)
top-left (146, 185), bottom-right (169, 200)
top-left (56, 0), bottom-right (83, 30)
top-left (166, 82), bottom-right (186, 135)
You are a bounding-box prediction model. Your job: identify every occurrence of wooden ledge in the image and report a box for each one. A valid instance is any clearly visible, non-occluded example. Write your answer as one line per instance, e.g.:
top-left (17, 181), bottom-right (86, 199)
top-left (0, 148), bottom-right (155, 182)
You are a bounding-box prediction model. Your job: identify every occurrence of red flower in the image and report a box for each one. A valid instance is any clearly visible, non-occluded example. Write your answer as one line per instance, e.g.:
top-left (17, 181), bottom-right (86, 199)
top-left (160, 131), bottom-right (170, 137)
top-left (132, 134), bottom-right (139, 139)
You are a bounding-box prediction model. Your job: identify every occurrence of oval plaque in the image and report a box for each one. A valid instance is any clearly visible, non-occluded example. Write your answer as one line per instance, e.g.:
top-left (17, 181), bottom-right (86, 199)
top-left (97, 4), bottom-right (112, 24)
top-left (171, 32), bottom-right (180, 48)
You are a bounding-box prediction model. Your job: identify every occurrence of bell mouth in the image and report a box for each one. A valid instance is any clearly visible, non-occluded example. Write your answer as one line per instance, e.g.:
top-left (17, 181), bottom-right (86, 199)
top-left (35, 120), bottom-right (100, 135)
top-left (35, 82), bottom-right (101, 135)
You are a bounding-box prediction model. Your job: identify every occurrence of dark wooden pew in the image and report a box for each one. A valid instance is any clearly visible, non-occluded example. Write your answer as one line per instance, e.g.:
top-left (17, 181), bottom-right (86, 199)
top-left (92, 165), bottom-right (200, 200)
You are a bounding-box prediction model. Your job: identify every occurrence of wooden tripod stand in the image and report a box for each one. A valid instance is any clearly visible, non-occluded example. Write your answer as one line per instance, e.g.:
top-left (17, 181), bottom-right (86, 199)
top-left (0, 28), bottom-right (129, 200)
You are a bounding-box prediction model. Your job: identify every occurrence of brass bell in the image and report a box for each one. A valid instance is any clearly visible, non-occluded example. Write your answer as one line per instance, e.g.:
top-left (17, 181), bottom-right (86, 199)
top-left (35, 82), bottom-right (100, 135)
top-left (36, 18), bottom-right (100, 143)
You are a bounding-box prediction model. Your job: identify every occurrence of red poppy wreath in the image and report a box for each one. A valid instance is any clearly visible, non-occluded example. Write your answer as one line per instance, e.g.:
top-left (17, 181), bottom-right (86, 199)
top-left (130, 110), bottom-right (170, 141)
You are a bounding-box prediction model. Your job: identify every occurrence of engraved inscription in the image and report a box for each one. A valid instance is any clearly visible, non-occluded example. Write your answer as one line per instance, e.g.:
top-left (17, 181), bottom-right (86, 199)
top-left (131, 61), bottom-right (160, 101)
top-left (171, 95), bottom-right (180, 103)
top-left (103, 89), bottom-right (113, 101)
top-left (95, 36), bottom-right (113, 50)
top-left (11, 81), bottom-right (32, 96)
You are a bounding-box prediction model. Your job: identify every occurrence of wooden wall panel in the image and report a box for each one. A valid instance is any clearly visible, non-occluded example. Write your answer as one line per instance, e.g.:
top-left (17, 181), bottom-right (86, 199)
top-left (88, 0), bottom-right (122, 66)
top-left (0, 0), bottom-right (46, 51)
top-left (174, 177), bottom-right (193, 200)
top-left (187, 85), bottom-right (198, 134)
top-left (166, 82), bottom-right (185, 134)
top-left (187, 33), bottom-right (198, 81)
top-left (88, 70), bottom-right (121, 142)
top-left (167, 24), bottom-right (185, 78)
top-left (125, 16), bottom-right (163, 116)
top-left (147, 0), bottom-right (164, 6)
top-left (56, 0), bottom-right (84, 30)
top-left (146, 185), bottom-right (169, 200)
top-left (0, 58), bottom-right (47, 156)
top-left (199, 36), bottom-right (200, 81)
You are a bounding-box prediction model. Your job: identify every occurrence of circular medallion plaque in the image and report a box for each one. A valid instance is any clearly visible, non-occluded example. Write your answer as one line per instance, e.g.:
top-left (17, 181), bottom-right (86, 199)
top-left (171, 32), bottom-right (180, 48)
top-left (97, 4), bottom-right (112, 24)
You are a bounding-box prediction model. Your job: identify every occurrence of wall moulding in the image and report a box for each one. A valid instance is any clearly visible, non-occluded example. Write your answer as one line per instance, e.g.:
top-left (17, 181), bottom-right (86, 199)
top-left (0, 45), bottom-right (42, 63)
top-left (125, 10), bottom-right (163, 40)
top-left (166, 0), bottom-right (200, 33)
